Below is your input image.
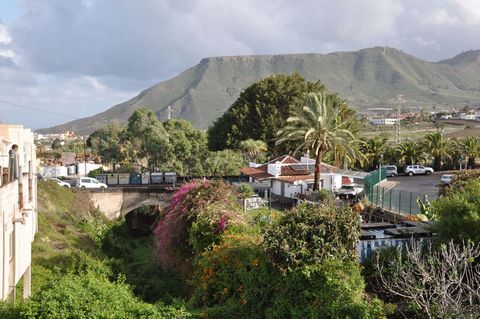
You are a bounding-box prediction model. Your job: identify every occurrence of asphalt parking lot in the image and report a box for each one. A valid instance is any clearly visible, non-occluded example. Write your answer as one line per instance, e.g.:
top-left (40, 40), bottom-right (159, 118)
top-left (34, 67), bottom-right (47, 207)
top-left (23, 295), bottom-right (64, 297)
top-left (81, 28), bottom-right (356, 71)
top-left (387, 171), bottom-right (446, 196)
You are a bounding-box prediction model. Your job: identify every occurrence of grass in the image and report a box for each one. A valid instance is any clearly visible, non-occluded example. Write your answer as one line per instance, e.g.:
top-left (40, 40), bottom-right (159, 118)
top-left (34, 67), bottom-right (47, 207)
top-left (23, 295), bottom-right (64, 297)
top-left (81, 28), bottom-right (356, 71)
top-left (31, 180), bottom-right (187, 304)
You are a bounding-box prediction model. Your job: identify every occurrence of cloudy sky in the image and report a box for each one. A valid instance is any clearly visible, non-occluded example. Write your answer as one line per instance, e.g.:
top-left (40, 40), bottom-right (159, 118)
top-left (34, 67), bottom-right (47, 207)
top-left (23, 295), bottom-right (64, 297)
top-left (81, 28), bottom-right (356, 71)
top-left (1, 0), bottom-right (480, 129)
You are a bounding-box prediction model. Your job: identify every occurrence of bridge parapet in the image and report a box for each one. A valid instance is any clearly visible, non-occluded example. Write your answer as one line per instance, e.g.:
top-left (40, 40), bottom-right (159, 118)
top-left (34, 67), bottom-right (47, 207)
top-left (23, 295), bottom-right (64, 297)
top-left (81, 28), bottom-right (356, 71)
top-left (84, 188), bottom-right (172, 220)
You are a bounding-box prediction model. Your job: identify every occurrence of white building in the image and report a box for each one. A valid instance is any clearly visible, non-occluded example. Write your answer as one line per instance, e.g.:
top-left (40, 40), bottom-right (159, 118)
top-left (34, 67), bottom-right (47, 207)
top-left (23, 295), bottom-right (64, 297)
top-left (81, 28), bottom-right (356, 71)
top-left (0, 124), bottom-right (37, 300)
top-left (369, 118), bottom-right (399, 125)
top-left (240, 155), bottom-right (368, 199)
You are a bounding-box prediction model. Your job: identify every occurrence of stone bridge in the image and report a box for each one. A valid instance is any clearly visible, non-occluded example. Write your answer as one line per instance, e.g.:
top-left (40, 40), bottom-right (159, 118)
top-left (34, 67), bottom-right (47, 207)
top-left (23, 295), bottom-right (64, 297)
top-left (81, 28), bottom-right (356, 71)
top-left (85, 187), bottom-right (173, 220)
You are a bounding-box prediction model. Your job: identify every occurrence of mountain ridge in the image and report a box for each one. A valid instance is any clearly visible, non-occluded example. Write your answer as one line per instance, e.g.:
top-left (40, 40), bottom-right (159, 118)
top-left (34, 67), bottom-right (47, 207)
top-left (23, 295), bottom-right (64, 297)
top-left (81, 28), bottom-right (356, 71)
top-left (39, 47), bottom-right (480, 135)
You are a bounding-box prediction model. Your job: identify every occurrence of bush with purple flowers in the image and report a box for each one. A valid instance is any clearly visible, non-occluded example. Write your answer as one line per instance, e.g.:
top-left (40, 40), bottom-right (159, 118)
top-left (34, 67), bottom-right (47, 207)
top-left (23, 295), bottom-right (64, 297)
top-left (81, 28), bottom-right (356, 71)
top-left (153, 180), bottom-right (244, 270)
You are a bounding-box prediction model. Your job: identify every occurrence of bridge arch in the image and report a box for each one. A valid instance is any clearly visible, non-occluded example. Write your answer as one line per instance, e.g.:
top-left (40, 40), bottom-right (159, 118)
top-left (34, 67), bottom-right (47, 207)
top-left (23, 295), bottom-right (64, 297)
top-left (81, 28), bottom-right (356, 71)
top-left (122, 198), bottom-right (168, 216)
top-left (87, 189), bottom-right (171, 220)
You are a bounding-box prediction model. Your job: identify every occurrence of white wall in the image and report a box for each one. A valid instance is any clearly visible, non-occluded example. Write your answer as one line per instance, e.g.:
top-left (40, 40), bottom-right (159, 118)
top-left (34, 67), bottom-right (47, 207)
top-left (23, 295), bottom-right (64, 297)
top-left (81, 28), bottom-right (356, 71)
top-left (0, 125), bottom-right (37, 300)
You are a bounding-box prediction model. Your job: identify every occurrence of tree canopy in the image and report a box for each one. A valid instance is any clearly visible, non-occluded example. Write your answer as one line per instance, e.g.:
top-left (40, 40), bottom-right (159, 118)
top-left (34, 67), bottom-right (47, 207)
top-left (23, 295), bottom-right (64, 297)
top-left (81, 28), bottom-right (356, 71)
top-left (88, 108), bottom-right (242, 176)
top-left (207, 73), bottom-right (326, 155)
top-left (277, 92), bottom-right (361, 190)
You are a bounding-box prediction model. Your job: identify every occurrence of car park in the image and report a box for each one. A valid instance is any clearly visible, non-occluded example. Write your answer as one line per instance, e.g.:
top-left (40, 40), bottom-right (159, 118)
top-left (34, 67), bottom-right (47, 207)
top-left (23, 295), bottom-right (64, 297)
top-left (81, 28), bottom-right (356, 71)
top-left (76, 177), bottom-right (108, 189)
top-left (47, 178), bottom-right (71, 188)
top-left (440, 174), bottom-right (452, 184)
top-left (404, 165), bottom-right (434, 176)
top-left (337, 183), bottom-right (364, 199)
top-left (384, 165), bottom-right (398, 177)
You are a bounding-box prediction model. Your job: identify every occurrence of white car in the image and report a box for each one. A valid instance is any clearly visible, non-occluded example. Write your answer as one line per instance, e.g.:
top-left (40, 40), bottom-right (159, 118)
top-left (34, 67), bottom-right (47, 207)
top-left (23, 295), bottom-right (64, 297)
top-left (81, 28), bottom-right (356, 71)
top-left (337, 184), bottom-right (364, 199)
top-left (76, 177), bottom-right (108, 189)
top-left (47, 178), bottom-right (71, 188)
top-left (405, 165), bottom-right (434, 176)
top-left (440, 174), bottom-right (452, 184)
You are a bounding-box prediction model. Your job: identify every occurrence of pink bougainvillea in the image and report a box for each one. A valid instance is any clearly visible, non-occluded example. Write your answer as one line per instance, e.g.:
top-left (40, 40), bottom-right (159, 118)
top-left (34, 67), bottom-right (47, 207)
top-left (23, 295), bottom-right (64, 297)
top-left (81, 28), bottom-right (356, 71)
top-left (153, 180), bottom-right (240, 270)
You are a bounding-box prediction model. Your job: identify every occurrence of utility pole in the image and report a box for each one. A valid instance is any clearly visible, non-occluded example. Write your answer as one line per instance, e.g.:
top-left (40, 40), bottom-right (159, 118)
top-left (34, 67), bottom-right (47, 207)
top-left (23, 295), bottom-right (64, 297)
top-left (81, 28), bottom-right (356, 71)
top-left (84, 138), bottom-right (87, 177)
top-left (395, 95), bottom-right (404, 145)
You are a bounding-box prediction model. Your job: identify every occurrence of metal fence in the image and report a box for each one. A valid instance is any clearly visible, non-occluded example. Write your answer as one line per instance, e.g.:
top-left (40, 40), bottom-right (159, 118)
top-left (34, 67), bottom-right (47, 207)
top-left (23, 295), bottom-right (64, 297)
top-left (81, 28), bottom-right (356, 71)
top-left (363, 168), bottom-right (438, 215)
top-left (369, 186), bottom-right (438, 215)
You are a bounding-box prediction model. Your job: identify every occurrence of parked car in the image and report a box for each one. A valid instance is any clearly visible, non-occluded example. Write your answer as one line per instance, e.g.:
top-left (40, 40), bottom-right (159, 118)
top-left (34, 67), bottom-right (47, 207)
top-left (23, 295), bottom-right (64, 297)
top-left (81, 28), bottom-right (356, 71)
top-left (404, 165), bottom-right (434, 176)
top-left (384, 165), bottom-right (398, 177)
top-left (337, 183), bottom-right (364, 199)
top-left (47, 178), bottom-right (71, 188)
top-left (76, 177), bottom-right (108, 189)
top-left (440, 174), bottom-right (452, 184)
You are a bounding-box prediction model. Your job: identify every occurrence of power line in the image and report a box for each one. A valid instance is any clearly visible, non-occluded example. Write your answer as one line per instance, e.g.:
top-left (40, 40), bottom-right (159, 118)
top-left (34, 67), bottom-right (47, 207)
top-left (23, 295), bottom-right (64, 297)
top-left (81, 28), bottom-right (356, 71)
top-left (0, 99), bottom-right (77, 120)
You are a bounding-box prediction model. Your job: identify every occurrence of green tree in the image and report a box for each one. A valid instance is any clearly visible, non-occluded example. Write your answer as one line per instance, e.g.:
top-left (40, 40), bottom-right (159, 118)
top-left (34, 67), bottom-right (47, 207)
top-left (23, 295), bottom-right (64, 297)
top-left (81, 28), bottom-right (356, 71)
top-left (87, 124), bottom-right (124, 170)
top-left (162, 119), bottom-right (208, 175)
top-left (423, 132), bottom-right (453, 171)
top-left (461, 136), bottom-right (480, 169)
top-left (361, 137), bottom-right (388, 170)
top-left (397, 141), bottom-right (426, 166)
top-left (203, 150), bottom-right (244, 176)
top-left (277, 92), bottom-right (360, 190)
top-left (51, 138), bottom-right (62, 150)
top-left (239, 139), bottom-right (267, 163)
top-left (207, 73), bottom-right (325, 155)
top-left (123, 108), bottom-right (171, 171)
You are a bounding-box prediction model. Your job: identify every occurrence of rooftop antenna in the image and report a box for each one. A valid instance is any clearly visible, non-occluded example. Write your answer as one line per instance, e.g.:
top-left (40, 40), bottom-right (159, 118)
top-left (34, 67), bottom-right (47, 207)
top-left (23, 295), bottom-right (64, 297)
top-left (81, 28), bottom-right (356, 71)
top-left (167, 105), bottom-right (172, 120)
top-left (395, 95), bottom-right (405, 145)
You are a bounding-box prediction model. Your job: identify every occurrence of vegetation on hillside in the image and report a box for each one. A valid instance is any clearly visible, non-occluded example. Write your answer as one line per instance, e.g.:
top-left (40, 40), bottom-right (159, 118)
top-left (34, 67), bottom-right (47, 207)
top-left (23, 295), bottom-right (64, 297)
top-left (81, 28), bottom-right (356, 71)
top-left (0, 181), bottom-right (190, 318)
top-left (41, 48), bottom-right (480, 135)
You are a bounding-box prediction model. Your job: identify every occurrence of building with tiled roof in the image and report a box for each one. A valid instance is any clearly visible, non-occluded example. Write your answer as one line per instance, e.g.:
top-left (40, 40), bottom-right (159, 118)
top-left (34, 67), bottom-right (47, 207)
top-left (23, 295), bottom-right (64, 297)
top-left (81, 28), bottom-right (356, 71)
top-left (240, 155), bottom-right (368, 198)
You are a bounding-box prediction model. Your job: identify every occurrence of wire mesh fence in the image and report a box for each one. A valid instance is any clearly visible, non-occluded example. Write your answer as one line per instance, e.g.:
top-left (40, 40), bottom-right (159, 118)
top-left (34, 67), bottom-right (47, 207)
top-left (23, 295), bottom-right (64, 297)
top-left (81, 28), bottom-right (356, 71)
top-left (364, 168), bottom-right (438, 215)
top-left (367, 184), bottom-right (438, 215)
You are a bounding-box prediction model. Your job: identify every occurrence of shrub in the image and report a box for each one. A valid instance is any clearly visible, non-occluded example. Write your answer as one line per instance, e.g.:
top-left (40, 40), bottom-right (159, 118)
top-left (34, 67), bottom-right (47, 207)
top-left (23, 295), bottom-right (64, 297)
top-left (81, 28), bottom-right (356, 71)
top-left (190, 233), bottom-right (277, 319)
top-left (267, 260), bottom-right (385, 319)
top-left (433, 179), bottom-right (480, 243)
top-left (153, 180), bottom-right (244, 269)
top-left (16, 272), bottom-right (191, 319)
top-left (263, 204), bottom-right (360, 271)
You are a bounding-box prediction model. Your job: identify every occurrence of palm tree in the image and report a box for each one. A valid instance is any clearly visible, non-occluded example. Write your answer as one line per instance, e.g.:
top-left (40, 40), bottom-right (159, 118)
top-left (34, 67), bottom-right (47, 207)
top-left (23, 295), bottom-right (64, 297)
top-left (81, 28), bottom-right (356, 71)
top-left (397, 141), bottom-right (427, 166)
top-left (361, 137), bottom-right (387, 171)
top-left (239, 139), bottom-right (267, 163)
top-left (276, 92), bottom-right (360, 190)
top-left (461, 136), bottom-right (480, 168)
top-left (423, 132), bottom-right (453, 171)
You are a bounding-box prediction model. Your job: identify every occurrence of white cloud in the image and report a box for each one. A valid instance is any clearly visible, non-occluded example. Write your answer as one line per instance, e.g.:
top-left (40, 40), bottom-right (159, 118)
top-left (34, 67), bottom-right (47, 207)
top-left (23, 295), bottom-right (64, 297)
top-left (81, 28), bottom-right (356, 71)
top-left (0, 23), bottom-right (11, 43)
top-left (0, 0), bottom-right (480, 129)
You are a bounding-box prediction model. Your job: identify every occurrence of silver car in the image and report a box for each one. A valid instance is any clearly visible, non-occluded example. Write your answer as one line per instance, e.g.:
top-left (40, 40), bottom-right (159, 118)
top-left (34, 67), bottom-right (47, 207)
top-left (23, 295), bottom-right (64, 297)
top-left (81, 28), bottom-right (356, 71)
top-left (405, 165), bottom-right (434, 176)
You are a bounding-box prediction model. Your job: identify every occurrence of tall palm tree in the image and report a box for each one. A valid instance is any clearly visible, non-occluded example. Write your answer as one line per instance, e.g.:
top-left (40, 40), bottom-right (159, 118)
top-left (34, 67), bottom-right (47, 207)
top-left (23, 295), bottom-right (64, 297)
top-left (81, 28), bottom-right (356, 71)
top-left (461, 136), bottom-right (480, 168)
top-left (276, 92), bottom-right (360, 190)
top-left (423, 132), bottom-right (453, 171)
top-left (361, 137), bottom-right (387, 171)
top-left (397, 141), bottom-right (427, 166)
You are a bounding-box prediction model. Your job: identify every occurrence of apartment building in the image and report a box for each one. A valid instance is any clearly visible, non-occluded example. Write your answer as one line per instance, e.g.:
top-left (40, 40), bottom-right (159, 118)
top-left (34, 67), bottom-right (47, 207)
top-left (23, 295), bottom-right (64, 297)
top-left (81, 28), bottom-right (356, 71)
top-left (0, 124), bottom-right (37, 300)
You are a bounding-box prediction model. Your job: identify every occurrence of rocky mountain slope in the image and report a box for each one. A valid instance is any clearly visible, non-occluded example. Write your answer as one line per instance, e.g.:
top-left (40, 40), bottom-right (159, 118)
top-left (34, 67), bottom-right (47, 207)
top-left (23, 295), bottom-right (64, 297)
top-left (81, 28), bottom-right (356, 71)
top-left (40, 47), bottom-right (480, 134)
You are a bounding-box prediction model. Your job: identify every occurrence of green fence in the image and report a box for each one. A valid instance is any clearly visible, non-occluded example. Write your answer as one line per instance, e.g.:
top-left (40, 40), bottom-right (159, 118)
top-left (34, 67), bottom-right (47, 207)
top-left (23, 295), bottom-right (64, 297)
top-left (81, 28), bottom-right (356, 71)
top-left (364, 168), bottom-right (438, 215)
top-left (364, 167), bottom-right (386, 199)
top-left (369, 187), bottom-right (437, 215)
